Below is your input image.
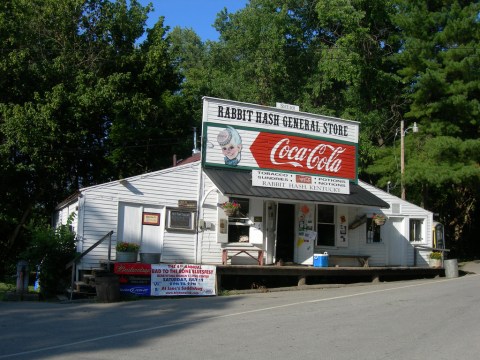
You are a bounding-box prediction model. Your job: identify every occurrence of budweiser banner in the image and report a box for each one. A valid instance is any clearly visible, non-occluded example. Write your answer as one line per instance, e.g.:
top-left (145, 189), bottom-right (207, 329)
top-left (114, 263), bottom-right (152, 297)
top-left (202, 97), bottom-right (358, 183)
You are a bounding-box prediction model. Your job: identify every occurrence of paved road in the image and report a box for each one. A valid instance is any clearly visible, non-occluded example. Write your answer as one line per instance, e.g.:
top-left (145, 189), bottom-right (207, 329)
top-left (1, 273), bottom-right (480, 360)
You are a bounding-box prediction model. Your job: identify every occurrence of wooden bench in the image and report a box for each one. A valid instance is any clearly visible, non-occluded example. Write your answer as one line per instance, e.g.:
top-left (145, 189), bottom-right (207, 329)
top-left (222, 247), bottom-right (264, 266)
top-left (329, 254), bottom-right (370, 268)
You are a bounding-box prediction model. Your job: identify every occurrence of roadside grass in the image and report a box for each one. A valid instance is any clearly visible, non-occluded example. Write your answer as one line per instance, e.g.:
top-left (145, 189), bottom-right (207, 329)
top-left (0, 280), bottom-right (16, 300)
top-left (0, 279), bottom-right (37, 301)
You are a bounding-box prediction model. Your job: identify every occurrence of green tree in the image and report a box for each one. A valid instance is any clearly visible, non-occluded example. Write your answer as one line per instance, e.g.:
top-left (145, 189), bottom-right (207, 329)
top-left (22, 214), bottom-right (77, 299)
top-left (0, 0), bottom-right (188, 276)
top-left (373, 0), bottom-right (480, 255)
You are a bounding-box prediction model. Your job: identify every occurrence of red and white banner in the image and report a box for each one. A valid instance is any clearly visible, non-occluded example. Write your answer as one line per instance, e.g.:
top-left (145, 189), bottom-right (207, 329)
top-left (151, 264), bottom-right (216, 296)
top-left (204, 124), bottom-right (357, 181)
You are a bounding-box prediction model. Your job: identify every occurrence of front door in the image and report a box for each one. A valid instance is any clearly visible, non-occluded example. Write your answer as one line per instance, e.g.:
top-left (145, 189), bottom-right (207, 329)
top-left (275, 203), bottom-right (295, 263)
top-left (386, 217), bottom-right (405, 266)
top-left (118, 203), bottom-right (163, 254)
top-left (265, 201), bottom-right (277, 264)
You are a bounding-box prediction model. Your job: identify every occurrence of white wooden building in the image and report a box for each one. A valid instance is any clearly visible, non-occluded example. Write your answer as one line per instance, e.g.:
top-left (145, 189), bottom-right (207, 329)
top-left (55, 98), bottom-right (434, 279)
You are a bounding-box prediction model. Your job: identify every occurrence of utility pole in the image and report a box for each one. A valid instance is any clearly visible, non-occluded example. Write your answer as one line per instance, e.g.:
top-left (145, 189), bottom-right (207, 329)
top-left (400, 120), bottom-right (405, 200)
top-left (400, 120), bottom-right (418, 200)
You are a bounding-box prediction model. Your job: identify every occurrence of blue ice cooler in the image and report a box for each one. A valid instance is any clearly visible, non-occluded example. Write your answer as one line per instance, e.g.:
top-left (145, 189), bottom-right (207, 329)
top-left (313, 252), bottom-right (329, 267)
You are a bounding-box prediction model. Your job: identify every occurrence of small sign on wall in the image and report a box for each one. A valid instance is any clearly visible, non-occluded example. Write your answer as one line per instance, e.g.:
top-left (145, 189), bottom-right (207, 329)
top-left (337, 210), bottom-right (348, 247)
top-left (178, 200), bottom-right (197, 209)
top-left (142, 212), bottom-right (160, 226)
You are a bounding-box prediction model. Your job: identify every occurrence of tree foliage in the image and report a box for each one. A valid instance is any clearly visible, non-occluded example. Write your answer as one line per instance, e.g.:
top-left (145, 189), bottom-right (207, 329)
top-left (21, 213), bottom-right (77, 298)
top-left (0, 0), bottom-right (190, 276)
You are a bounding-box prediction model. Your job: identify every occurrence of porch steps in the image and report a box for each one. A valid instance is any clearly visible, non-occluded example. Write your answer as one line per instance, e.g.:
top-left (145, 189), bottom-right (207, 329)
top-left (66, 262), bottom-right (113, 300)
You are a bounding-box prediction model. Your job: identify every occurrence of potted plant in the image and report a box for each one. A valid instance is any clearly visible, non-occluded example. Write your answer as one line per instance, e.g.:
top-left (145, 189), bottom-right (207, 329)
top-left (429, 251), bottom-right (442, 268)
top-left (372, 213), bottom-right (386, 226)
top-left (116, 241), bottom-right (140, 262)
top-left (220, 200), bottom-right (241, 217)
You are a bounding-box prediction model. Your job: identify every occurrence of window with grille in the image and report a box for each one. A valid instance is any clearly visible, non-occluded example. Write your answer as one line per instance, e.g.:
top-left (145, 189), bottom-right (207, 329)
top-left (316, 204), bottom-right (335, 247)
top-left (366, 218), bottom-right (382, 243)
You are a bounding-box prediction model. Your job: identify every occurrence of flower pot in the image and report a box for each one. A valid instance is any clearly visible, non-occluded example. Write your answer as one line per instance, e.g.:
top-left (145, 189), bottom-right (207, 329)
top-left (374, 218), bottom-right (385, 226)
top-left (429, 258), bottom-right (442, 268)
top-left (116, 251), bottom-right (138, 263)
top-left (223, 208), bottom-right (236, 217)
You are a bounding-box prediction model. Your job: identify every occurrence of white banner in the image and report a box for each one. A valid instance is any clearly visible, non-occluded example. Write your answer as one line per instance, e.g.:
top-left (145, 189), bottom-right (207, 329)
top-left (151, 264), bottom-right (216, 296)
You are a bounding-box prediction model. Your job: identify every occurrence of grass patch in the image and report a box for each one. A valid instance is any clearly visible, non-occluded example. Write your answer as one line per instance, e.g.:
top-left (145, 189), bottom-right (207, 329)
top-left (0, 279), bottom-right (37, 301)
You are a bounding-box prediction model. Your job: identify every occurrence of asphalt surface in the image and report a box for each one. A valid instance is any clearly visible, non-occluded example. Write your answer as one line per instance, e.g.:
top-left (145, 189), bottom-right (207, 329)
top-left (1, 261), bottom-right (479, 360)
top-left (1, 272), bottom-right (480, 360)
top-left (458, 260), bottom-right (480, 274)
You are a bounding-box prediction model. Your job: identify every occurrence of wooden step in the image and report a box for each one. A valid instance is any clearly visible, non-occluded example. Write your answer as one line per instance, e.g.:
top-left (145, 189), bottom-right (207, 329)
top-left (82, 274), bottom-right (95, 285)
top-left (74, 281), bottom-right (96, 293)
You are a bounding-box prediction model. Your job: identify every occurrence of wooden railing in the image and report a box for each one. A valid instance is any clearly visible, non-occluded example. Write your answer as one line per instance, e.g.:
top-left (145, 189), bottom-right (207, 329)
top-left (413, 244), bottom-right (450, 266)
top-left (66, 230), bottom-right (114, 299)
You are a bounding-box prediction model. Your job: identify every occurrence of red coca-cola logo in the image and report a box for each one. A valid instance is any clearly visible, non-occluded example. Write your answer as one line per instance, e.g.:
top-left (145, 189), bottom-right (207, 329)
top-left (250, 132), bottom-right (356, 179)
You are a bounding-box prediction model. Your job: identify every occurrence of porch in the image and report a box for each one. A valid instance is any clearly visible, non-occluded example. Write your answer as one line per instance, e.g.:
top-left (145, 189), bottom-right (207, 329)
top-left (215, 264), bottom-right (444, 291)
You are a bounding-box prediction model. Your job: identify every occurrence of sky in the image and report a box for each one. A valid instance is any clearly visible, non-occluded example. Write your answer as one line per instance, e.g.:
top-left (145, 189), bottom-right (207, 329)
top-left (139, 0), bottom-right (249, 41)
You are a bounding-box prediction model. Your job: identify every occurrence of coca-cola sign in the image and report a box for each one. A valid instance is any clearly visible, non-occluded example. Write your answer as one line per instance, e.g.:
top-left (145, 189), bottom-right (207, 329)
top-left (250, 132), bottom-right (356, 180)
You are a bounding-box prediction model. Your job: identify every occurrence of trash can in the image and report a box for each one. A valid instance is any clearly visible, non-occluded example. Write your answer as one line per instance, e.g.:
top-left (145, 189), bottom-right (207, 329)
top-left (313, 252), bottom-right (329, 267)
top-left (444, 259), bottom-right (459, 278)
top-left (95, 272), bottom-right (120, 303)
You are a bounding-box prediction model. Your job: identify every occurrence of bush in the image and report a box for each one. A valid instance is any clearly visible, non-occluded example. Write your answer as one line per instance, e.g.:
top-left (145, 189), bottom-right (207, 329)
top-left (22, 215), bottom-right (76, 299)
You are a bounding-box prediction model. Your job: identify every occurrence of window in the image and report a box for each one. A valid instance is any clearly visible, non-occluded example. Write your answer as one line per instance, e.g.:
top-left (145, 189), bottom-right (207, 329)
top-left (166, 208), bottom-right (196, 232)
top-left (228, 198), bottom-right (250, 243)
top-left (366, 219), bottom-right (382, 243)
top-left (229, 197), bottom-right (249, 218)
top-left (409, 219), bottom-right (424, 242)
top-left (316, 204), bottom-right (335, 247)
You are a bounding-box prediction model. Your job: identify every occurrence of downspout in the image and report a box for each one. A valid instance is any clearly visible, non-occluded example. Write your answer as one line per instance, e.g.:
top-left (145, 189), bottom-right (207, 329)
top-left (195, 164), bottom-right (202, 264)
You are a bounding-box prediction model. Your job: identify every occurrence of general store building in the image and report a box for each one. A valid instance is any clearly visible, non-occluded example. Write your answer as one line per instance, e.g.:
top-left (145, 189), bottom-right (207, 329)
top-left (55, 97), bottom-right (434, 281)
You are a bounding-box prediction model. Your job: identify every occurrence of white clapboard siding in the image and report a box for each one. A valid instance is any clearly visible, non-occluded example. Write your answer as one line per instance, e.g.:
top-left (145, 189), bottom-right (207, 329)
top-left (358, 181), bottom-right (433, 266)
top-left (318, 181), bottom-right (433, 266)
top-left (56, 162), bottom-right (201, 272)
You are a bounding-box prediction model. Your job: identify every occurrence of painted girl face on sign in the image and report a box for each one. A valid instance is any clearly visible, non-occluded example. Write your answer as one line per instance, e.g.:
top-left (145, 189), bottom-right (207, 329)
top-left (217, 127), bottom-right (243, 166)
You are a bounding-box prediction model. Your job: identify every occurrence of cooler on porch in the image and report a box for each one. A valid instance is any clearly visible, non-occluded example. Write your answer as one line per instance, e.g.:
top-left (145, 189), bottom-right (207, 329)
top-left (313, 252), bottom-right (329, 267)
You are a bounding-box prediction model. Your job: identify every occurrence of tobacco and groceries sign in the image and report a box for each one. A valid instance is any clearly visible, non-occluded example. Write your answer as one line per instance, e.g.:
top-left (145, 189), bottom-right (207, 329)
top-left (202, 97), bottom-right (359, 188)
top-left (252, 170), bottom-right (350, 194)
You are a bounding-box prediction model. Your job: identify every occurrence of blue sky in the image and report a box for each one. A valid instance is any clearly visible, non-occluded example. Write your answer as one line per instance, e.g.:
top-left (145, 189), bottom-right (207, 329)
top-left (139, 0), bottom-right (249, 41)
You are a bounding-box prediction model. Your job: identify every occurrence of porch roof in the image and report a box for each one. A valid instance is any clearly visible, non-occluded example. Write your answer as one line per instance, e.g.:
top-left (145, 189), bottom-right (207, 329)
top-left (204, 168), bottom-right (389, 208)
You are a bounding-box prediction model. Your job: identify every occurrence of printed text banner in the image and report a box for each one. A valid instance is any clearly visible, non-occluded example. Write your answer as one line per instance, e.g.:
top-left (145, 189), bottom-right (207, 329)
top-left (151, 264), bottom-right (216, 296)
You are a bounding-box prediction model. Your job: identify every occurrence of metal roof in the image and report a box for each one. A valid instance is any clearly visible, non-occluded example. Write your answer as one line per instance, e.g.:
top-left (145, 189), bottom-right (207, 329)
top-left (204, 168), bottom-right (389, 208)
